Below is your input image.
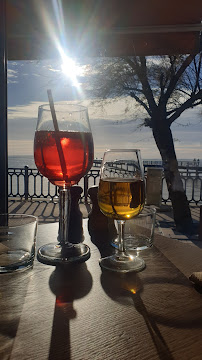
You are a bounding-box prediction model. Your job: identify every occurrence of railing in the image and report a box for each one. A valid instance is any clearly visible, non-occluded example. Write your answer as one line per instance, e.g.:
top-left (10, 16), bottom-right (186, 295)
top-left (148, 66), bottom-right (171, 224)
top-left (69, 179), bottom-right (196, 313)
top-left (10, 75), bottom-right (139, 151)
top-left (8, 161), bottom-right (202, 205)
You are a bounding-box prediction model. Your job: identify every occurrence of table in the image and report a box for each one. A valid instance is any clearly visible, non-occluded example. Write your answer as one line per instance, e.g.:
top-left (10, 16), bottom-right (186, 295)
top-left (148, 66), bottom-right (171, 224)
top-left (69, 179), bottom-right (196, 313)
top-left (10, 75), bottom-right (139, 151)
top-left (0, 219), bottom-right (202, 360)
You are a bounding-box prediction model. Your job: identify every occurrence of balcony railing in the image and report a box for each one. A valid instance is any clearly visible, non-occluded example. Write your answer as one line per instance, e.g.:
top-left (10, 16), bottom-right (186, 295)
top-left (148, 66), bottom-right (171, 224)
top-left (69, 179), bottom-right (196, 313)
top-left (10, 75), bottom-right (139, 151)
top-left (8, 161), bottom-right (202, 205)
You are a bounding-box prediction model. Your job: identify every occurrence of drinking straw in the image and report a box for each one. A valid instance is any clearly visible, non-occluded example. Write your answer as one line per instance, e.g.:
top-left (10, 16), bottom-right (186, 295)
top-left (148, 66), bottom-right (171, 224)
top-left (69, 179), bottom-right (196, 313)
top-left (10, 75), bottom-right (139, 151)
top-left (47, 89), bottom-right (67, 180)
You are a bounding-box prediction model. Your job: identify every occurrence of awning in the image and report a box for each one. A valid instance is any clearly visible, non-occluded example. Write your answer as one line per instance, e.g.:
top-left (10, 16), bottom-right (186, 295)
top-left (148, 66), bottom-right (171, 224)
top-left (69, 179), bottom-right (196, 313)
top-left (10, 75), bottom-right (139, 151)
top-left (7, 0), bottom-right (202, 59)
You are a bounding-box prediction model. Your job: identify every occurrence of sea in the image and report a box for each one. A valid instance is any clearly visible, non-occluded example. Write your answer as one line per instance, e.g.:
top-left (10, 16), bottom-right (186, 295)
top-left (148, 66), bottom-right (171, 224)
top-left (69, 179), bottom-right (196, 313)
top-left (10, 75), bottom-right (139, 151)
top-left (8, 155), bottom-right (201, 201)
top-left (8, 155), bottom-right (36, 168)
top-left (8, 155), bottom-right (202, 169)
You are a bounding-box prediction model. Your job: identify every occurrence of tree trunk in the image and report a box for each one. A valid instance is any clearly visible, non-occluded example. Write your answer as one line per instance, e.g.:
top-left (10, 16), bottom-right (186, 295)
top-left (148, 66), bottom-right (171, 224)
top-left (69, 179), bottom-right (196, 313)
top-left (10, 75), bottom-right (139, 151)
top-left (151, 112), bottom-right (194, 234)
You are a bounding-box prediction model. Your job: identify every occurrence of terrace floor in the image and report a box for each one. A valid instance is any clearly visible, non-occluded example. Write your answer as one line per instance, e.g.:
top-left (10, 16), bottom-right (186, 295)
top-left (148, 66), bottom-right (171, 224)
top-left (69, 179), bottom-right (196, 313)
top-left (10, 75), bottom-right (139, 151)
top-left (8, 199), bottom-right (201, 245)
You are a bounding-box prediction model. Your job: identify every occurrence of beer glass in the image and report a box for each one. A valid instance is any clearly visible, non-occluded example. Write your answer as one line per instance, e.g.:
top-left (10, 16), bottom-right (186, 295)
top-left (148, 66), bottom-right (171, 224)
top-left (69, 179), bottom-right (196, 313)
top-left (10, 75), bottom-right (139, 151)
top-left (98, 149), bottom-right (145, 272)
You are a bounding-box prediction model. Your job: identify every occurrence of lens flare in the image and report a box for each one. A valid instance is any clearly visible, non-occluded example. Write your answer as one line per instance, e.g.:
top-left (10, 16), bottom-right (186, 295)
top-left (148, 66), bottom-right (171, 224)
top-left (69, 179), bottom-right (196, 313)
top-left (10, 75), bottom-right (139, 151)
top-left (39, 0), bottom-right (84, 90)
top-left (61, 55), bottom-right (81, 87)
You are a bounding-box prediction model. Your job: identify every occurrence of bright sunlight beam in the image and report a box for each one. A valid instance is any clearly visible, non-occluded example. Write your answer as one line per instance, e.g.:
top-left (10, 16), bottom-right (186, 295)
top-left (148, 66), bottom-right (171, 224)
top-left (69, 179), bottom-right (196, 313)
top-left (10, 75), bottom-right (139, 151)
top-left (40, 0), bottom-right (84, 93)
top-left (61, 55), bottom-right (82, 87)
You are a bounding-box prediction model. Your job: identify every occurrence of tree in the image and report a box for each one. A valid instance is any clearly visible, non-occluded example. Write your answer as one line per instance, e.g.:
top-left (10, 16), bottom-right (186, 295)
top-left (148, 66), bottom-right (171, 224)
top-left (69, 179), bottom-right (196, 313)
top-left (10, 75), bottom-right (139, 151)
top-left (85, 54), bottom-right (202, 234)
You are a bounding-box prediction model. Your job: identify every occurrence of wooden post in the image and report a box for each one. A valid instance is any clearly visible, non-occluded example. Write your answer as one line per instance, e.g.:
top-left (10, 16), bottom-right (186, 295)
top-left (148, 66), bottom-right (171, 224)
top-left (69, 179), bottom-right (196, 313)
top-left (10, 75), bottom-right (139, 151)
top-left (24, 166), bottom-right (29, 200)
top-left (199, 205), bottom-right (202, 241)
top-left (0, 0), bottom-right (8, 218)
top-left (146, 167), bottom-right (163, 207)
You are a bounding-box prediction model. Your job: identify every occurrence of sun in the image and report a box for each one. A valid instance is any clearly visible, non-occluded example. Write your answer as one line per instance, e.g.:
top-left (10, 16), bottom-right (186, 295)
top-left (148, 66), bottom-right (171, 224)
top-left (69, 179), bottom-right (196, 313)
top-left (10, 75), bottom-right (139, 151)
top-left (61, 56), bottom-right (83, 87)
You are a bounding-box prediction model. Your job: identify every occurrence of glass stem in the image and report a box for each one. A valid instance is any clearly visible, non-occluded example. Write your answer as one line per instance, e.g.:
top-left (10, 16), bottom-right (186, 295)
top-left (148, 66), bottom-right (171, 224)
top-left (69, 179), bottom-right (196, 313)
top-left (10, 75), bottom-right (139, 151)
top-left (58, 186), bottom-right (71, 246)
top-left (117, 220), bottom-right (125, 254)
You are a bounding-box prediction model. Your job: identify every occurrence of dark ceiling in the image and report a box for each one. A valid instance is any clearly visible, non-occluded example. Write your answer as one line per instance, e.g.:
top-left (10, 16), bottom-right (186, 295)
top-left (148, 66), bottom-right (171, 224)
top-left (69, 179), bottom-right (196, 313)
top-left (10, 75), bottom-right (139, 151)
top-left (6, 0), bottom-right (202, 59)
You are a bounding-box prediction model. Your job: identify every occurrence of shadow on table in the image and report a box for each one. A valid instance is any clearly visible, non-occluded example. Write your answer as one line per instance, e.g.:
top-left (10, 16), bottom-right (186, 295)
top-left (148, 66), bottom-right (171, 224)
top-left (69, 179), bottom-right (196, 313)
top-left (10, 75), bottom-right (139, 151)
top-left (8, 200), bottom-right (59, 224)
top-left (90, 232), bottom-right (113, 258)
top-left (101, 261), bottom-right (202, 358)
top-left (8, 200), bottom-right (90, 224)
top-left (101, 271), bottom-right (175, 360)
top-left (136, 274), bottom-right (202, 328)
top-left (48, 264), bottom-right (92, 360)
top-left (88, 217), bottom-right (116, 259)
top-left (0, 270), bottom-right (32, 357)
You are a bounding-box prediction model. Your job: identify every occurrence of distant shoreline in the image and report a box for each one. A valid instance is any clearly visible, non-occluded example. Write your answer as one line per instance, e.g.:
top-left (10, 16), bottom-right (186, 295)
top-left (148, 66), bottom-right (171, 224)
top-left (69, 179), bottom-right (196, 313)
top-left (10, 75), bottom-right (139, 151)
top-left (8, 155), bottom-right (202, 169)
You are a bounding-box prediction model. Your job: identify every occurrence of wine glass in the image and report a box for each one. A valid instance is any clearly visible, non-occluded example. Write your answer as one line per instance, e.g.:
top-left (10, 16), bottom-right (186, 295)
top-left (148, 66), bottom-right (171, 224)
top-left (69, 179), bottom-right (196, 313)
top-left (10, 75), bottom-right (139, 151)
top-left (98, 149), bottom-right (145, 272)
top-left (34, 99), bottom-right (94, 265)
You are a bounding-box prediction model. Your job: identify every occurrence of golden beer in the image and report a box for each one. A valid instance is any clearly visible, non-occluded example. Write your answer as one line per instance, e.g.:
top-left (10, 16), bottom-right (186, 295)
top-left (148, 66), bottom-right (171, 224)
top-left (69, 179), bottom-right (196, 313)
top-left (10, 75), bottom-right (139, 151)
top-left (98, 178), bottom-right (145, 220)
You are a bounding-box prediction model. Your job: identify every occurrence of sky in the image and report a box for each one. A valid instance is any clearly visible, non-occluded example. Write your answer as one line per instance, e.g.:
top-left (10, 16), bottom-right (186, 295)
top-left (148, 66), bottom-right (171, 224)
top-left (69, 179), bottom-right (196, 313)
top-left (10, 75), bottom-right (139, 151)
top-left (7, 59), bottom-right (202, 160)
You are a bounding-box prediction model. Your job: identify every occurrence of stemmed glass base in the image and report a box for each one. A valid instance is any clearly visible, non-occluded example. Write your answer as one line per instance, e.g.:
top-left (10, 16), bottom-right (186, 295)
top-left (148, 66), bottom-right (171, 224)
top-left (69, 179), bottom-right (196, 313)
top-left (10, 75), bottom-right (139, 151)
top-left (99, 252), bottom-right (145, 273)
top-left (37, 243), bottom-right (90, 266)
top-left (99, 220), bottom-right (145, 273)
top-left (37, 187), bottom-right (90, 266)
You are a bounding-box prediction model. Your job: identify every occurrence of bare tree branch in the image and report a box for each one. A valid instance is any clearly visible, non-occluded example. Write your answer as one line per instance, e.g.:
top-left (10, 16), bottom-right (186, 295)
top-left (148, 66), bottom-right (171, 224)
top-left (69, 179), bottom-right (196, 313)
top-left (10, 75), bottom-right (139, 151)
top-left (123, 86), bottom-right (143, 93)
top-left (159, 73), bottom-right (166, 105)
top-left (168, 90), bottom-right (202, 125)
top-left (177, 88), bottom-right (192, 97)
top-left (194, 53), bottom-right (202, 93)
top-left (124, 57), bottom-right (157, 112)
top-left (164, 54), bottom-right (196, 103)
top-left (129, 91), bottom-right (151, 115)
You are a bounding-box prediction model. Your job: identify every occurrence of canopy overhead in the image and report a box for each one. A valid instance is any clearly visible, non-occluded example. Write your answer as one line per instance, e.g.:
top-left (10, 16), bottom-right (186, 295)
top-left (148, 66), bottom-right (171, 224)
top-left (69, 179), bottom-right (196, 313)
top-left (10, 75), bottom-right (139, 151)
top-left (7, 0), bottom-right (202, 60)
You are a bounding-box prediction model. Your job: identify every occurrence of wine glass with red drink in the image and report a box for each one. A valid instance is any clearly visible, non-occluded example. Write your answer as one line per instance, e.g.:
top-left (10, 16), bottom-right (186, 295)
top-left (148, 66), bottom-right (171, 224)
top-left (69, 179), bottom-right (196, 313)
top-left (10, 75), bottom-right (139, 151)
top-left (34, 96), bottom-right (94, 265)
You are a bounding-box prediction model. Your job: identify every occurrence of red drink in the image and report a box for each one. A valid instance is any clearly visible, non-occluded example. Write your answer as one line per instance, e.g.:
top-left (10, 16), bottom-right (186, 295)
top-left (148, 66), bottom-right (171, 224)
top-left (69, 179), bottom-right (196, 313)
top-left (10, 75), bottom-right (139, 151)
top-left (34, 130), bottom-right (94, 186)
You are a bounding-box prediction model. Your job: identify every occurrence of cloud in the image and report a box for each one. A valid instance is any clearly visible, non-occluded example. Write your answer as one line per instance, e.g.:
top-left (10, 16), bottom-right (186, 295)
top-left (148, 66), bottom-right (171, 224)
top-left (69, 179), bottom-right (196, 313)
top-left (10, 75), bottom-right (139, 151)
top-left (8, 102), bottom-right (42, 120)
top-left (7, 69), bottom-right (18, 78)
top-left (8, 140), bottom-right (34, 156)
top-left (7, 97), bottom-right (202, 160)
top-left (7, 69), bottom-right (18, 84)
top-left (8, 103), bottom-right (41, 151)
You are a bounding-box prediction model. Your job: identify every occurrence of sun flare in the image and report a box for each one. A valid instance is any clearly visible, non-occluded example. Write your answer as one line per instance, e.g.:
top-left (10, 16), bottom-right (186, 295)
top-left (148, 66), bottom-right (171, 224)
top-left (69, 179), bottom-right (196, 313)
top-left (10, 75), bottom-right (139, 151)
top-left (61, 55), bottom-right (82, 87)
